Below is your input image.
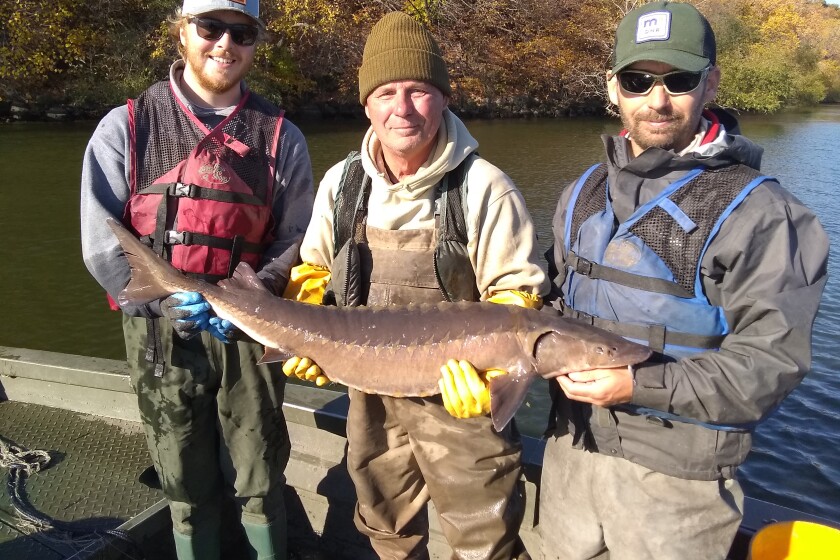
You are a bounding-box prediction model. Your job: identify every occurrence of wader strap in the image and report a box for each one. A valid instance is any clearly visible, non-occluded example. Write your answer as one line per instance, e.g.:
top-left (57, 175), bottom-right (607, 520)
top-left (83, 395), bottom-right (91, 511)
top-left (144, 318), bottom-right (165, 377)
top-left (333, 151), bottom-right (366, 255)
top-left (352, 176), bottom-right (373, 244)
top-left (146, 196), bottom-right (171, 376)
top-left (561, 302), bottom-right (724, 352)
top-left (435, 153), bottom-right (480, 302)
top-left (142, 182), bottom-right (264, 206)
top-left (566, 250), bottom-right (693, 299)
top-left (228, 235), bottom-right (244, 278)
top-left (437, 154), bottom-right (473, 245)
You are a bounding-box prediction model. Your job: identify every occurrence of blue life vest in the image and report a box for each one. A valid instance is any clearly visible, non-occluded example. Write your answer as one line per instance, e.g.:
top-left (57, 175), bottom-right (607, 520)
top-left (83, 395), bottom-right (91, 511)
top-left (561, 162), bottom-right (772, 431)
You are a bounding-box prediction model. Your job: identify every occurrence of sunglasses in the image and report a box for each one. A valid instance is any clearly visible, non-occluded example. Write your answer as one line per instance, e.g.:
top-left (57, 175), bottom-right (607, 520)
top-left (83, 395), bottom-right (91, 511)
top-left (188, 16), bottom-right (259, 47)
top-left (617, 68), bottom-right (710, 96)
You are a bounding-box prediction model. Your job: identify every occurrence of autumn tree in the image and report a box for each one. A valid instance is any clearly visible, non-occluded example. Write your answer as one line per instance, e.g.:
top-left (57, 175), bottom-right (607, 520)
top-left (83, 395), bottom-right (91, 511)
top-left (0, 0), bottom-right (173, 110)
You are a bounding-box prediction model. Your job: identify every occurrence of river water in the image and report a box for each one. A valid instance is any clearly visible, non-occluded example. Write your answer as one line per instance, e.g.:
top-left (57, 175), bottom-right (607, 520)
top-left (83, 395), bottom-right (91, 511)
top-left (1, 106), bottom-right (839, 521)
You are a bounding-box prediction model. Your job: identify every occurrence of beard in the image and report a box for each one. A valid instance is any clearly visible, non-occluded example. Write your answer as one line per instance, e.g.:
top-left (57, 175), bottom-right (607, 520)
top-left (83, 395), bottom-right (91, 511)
top-left (182, 38), bottom-right (253, 96)
top-left (620, 103), bottom-right (705, 153)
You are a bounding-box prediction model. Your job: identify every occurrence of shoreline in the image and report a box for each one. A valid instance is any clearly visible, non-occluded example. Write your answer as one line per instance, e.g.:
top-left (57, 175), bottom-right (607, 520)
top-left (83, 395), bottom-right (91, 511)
top-left (0, 98), bottom-right (607, 124)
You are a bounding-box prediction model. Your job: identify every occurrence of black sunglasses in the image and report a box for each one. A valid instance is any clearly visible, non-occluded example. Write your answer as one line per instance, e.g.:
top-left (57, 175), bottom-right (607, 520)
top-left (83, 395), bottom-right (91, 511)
top-left (188, 16), bottom-right (259, 47)
top-left (617, 68), bottom-right (710, 96)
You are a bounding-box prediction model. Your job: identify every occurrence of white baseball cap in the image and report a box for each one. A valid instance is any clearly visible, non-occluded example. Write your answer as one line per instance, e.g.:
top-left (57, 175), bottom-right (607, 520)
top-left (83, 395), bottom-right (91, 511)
top-left (181, 0), bottom-right (260, 23)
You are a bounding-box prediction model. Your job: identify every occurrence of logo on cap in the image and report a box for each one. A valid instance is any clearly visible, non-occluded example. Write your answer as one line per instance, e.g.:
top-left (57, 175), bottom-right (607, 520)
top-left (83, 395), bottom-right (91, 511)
top-left (636, 11), bottom-right (671, 43)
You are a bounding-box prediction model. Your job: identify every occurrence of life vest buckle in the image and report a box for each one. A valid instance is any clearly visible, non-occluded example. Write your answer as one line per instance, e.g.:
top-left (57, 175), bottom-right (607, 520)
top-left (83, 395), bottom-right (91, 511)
top-left (574, 255), bottom-right (593, 276)
top-left (164, 230), bottom-right (193, 246)
top-left (171, 182), bottom-right (198, 198)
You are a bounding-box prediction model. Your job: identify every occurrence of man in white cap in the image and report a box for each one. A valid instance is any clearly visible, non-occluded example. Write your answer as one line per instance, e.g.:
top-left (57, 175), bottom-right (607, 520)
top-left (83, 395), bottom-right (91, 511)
top-left (81, 1), bottom-right (314, 558)
top-left (541, 2), bottom-right (828, 559)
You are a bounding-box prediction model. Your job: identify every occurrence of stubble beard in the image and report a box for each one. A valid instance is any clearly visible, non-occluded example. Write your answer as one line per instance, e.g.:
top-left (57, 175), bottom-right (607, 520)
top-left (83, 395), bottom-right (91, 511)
top-left (621, 104), bottom-right (704, 153)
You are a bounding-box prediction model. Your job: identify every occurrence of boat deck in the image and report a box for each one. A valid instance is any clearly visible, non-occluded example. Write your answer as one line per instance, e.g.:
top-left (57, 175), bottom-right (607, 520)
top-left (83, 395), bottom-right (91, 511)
top-left (2, 346), bottom-right (839, 560)
top-left (0, 400), bottom-right (160, 559)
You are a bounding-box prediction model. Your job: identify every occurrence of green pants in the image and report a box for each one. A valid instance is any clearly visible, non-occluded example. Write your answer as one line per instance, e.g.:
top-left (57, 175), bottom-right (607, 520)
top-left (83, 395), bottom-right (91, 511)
top-left (123, 315), bottom-right (290, 536)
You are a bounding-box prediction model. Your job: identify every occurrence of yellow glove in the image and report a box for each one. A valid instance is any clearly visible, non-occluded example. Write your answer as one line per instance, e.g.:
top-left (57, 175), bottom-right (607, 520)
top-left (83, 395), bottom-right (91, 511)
top-left (487, 289), bottom-right (543, 309)
top-left (282, 263), bottom-right (331, 303)
top-left (282, 356), bottom-right (330, 387)
top-left (439, 359), bottom-right (507, 419)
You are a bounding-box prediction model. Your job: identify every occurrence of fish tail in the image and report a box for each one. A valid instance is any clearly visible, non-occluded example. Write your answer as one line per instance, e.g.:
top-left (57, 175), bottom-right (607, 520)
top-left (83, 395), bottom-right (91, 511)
top-left (106, 218), bottom-right (193, 307)
top-left (489, 372), bottom-right (537, 432)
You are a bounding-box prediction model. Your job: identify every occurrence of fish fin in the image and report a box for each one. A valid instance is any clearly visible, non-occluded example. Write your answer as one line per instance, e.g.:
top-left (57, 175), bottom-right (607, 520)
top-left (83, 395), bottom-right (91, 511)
top-left (259, 347), bottom-right (292, 364)
top-left (219, 262), bottom-right (271, 293)
top-left (489, 371), bottom-right (536, 432)
top-left (106, 218), bottom-right (181, 306)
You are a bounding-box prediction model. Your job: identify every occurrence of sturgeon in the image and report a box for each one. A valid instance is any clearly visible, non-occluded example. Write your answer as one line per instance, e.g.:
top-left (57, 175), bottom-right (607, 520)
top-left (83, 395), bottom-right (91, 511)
top-left (107, 218), bottom-right (651, 430)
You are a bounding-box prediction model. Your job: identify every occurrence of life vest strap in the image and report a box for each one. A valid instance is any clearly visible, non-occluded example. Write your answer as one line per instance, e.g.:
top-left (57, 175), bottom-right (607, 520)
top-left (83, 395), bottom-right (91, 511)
top-left (561, 302), bottom-right (724, 352)
top-left (153, 230), bottom-right (263, 254)
top-left (567, 250), bottom-right (693, 299)
top-left (142, 182), bottom-right (264, 206)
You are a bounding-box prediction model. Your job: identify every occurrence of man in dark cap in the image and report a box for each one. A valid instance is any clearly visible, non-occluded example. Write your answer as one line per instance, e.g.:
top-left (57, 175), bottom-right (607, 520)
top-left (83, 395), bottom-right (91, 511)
top-left (541, 2), bottom-right (828, 559)
top-left (283, 10), bottom-right (547, 560)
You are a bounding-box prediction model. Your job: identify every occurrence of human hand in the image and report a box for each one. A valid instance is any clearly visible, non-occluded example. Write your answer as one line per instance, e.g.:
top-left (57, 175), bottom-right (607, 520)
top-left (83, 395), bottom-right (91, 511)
top-left (439, 359), bottom-right (507, 419)
top-left (555, 366), bottom-right (634, 407)
top-left (160, 292), bottom-right (211, 339)
top-left (208, 317), bottom-right (236, 343)
top-left (282, 356), bottom-right (329, 386)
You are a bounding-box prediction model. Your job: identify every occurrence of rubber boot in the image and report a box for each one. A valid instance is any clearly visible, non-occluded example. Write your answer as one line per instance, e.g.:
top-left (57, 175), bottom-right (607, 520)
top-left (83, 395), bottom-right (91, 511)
top-left (172, 528), bottom-right (221, 560)
top-left (242, 518), bottom-right (287, 560)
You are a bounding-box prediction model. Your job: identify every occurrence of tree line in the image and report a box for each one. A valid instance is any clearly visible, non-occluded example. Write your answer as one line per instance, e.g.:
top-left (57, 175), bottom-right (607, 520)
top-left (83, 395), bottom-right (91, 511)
top-left (1, 0), bottom-right (839, 119)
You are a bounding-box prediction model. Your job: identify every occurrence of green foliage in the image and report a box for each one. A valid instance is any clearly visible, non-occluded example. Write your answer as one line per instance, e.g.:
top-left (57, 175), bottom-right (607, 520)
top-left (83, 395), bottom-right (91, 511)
top-left (709, 0), bottom-right (838, 112)
top-left (717, 51), bottom-right (791, 112)
top-left (248, 44), bottom-right (315, 108)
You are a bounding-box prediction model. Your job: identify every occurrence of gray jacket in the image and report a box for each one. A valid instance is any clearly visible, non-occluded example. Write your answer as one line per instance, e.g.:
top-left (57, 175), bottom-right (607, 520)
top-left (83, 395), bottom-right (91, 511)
top-left (546, 112), bottom-right (829, 480)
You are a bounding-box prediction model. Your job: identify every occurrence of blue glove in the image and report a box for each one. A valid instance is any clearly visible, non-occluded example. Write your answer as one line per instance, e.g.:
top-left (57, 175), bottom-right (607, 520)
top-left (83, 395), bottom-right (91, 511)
top-left (208, 317), bottom-right (236, 344)
top-left (160, 292), bottom-right (211, 339)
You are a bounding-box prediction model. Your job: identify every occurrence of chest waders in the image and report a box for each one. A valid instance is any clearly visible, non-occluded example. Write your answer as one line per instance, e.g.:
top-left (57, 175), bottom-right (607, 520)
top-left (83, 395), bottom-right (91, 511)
top-left (125, 81), bottom-right (283, 375)
top-left (323, 151), bottom-right (481, 307)
top-left (562, 162), bottom-right (772, 433)
top-left (329, 152), bottom-right (527, 559)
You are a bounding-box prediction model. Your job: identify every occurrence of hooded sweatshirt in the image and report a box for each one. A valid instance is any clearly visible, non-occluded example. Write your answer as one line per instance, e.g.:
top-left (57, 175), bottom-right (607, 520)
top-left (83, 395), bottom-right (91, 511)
top-left (299, 109), bottom-right (548, 299)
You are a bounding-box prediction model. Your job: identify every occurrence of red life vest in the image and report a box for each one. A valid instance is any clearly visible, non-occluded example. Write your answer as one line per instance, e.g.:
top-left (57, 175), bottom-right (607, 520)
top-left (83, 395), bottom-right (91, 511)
top-left (124, 80), bottom-right (283, 283)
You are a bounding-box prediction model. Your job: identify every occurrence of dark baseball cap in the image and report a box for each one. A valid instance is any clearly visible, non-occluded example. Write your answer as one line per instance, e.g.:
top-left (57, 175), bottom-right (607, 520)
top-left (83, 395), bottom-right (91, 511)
top-left (611, 1), bottom-right (716, 73)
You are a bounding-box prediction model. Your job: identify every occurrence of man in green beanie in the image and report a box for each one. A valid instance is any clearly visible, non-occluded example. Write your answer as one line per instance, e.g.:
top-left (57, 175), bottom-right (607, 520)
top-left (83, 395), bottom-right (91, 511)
top-left (540, 2), bottom-right (828, 559)
top-left (282, 10), bottom-right (548, 560)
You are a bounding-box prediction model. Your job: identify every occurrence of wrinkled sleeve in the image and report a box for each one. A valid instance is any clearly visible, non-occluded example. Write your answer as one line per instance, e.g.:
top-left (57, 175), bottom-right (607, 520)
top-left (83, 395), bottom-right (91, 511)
top-left (257, 120), bottom-right (315, 295)
top-left (631, 182), bottom-right (829, 424)
top-left (79, 106), bottom-right (154, 317)
top-left (466, 158), bottom-right (549, 299)
top-left (296, 161), bottom-right (344, 269)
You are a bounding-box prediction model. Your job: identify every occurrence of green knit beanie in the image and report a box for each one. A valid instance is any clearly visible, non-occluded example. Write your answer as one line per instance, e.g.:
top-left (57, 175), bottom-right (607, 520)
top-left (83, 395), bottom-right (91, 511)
top-left (358, 11), bottom-right (451, 105)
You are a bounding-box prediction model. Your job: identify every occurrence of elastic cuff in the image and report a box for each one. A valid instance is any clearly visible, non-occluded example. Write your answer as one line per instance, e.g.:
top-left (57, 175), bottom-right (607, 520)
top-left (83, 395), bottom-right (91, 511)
top-left (630, 363), bottom-right (672, 411)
